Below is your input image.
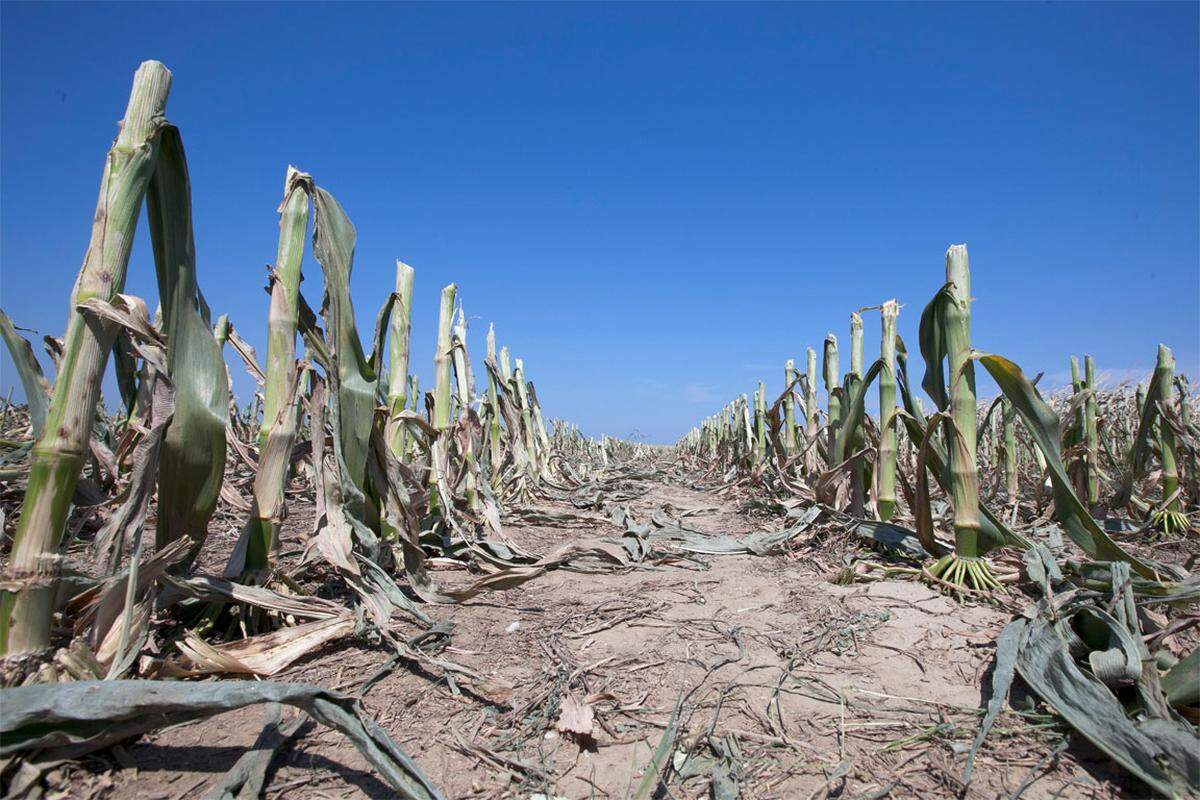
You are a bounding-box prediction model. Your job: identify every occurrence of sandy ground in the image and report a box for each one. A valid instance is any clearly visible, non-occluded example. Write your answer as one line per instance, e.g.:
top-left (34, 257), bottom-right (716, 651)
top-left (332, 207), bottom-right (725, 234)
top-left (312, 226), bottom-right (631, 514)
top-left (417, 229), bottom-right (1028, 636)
top-left (72, 471), bottom-right (1141, 800)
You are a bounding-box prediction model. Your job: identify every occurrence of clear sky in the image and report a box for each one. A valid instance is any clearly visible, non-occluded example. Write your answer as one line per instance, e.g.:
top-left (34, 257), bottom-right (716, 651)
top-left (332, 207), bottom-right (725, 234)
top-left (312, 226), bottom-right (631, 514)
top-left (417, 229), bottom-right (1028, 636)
top-left (2, 2), bottom-right (1197, 443)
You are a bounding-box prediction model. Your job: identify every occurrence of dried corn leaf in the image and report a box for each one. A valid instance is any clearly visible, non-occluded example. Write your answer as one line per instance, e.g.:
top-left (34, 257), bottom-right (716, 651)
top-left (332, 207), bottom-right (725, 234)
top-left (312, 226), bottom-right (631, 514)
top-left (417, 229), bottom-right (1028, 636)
top-left (0, 310), bottom-right (51, 437)
top-left (171, 614), bottom-right (355, 676)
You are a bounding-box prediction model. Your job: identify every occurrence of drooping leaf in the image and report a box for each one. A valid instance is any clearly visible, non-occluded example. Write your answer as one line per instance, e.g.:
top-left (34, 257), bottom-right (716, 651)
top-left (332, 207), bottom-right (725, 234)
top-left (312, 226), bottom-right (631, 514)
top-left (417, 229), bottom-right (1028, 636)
top-left (963, 612), bottom-right (1022, 784)
top-left (1162, 648), bottom-right (1200, 709)
top-left (0, 310), bottom-right (52, 436)
top-left (1012, 610), bottom-right (1199, 796)
top-left (1115, 364), bottom-right (1168, 506)
top-left (0, 680), bottom-right (444, 800)
top-left (831, 358), bottom-right (884, 465)
top-left (896, 340), bottom-right (1027, 551)
top-left (977, 354), bottom-right (1154, 576)
top-left (146, 125), bottom-right (229, 558)
top-left (310, 185), bottom-right (378, 504)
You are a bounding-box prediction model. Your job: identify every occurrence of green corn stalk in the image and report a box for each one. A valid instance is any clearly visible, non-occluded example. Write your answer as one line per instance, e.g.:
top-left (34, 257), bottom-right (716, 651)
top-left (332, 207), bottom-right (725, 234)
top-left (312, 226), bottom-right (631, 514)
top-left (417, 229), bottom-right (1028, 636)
top-left (1031, 430), bottom-right (1048, 478)
top-left (1070, 356), bottom-right (1084, 442)
top-left (783, 360), bottom-right (797, 455)
top-left (0, 310), bottom-right (52, 438)
top-left (451, 309), bottom-right (473, 419)
top-left (823, 334), bottom-right (840, 467)
top-left (427, 283), bottom-right (457, 513)
top-left (499, 346), bottom-right (512, 383)
top-left (528, 380), bottom-right (552, 457)
top-left (804, 347), bottom-right (818, 475)
top-left (432, 284), bottom-right (457, 431)
top-left (408, 374), bottom-right (420, 412)
top-left (850, 312), bottom-right (863, 378)
top-left (1069, 356), bottom-right (1087, 498)
top-left (1, 62), bottom-right (171, 656)
top-left (385, 261), bottom-right (414, 459)
top-left (1084, 355), bottom-right (1099, 508)
top-left (877, 300), bottom-right (899, 521)
top-left (754, 381), bottom-right (767, 463)
top-left (900, 338), bottom-right (1027, 555)
top-left (239, 167), bottom-right (310, 573)
top-left (485, 324), bottom-right (502, 472)
top-left (514, 358), bottom-right (540, 475)
top-left (740, 394), bottom-right (753, 460)
top-left (451, 309), bottom-right (479, 508)
top-left (1178, 375), bottom-right (1198, 505)
top-left (722, 404), bottom-right (731, 450)
top-left (1002, 398), bottom-right (1018, 504)
top-left (927, 244), bottom-right (998, 591)
top-left (150, 124), bottom-right (230, 561)
top-left (847, 312), bottom-right (864, 513)
top-left (1152, 344), bottom-right (1186, 533)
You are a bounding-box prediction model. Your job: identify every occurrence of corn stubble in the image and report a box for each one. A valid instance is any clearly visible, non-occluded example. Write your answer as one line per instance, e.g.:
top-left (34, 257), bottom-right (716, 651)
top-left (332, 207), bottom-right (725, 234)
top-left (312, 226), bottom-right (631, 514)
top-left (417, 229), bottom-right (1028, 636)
top-left (679, 239), bottom-right (1195, 593)
top-left (0, 58), bottom-right (1196, 800)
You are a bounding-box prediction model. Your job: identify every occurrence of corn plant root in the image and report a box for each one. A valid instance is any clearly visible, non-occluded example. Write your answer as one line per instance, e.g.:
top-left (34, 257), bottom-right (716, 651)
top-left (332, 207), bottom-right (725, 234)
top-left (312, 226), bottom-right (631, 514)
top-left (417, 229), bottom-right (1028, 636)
top-left (925, 554), bottom-right (1004, 595)
top-left (1151, 508), bottom-right (1193, 537)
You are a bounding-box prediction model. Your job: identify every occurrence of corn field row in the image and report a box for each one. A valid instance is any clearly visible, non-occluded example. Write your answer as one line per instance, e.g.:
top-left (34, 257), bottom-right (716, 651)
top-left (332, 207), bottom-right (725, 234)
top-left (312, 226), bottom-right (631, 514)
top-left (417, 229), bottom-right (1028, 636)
top-left (671, 246), bottom-right (1199, 795)
top-left (0, 61), bottom-right (1197, 799)
top-left (676, 246), bottom-right (1196, 584)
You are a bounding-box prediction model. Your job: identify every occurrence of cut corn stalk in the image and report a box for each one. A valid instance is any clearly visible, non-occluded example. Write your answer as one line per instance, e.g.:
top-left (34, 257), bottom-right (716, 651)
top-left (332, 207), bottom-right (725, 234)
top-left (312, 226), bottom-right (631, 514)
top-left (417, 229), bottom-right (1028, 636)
top-left (485, 324), bottom-right (502, 473)
top-left (849, 311), bottom-right (863, 378)
top-left (754, 381), bottom-right (767, 464)
top-left (804, 346), bottom-right (818, 475)
top-left (433, 284), bottom-right (457, 431)
top-left (1151, 345), bottom-right (1187, 534)
top-left (385, 260), bottom-right (415, 459)
top-left (922, 245), bottom-right (998, 592)
top-left (235, 167), bottom-right (311, 574)
top-left (847, 311), bottom-right (865, 515)
top-left (783, 359), bottom-right (797, 455)
top-left (1, 62), bottom-right (172, 656)
top-left (1083, 355), bottom-right (1100, 508)
top-left (514, 358), bottom-right (540, 476)
top-left (823, 333), bottom-right (839, 467)
top-left (1001, 398), bottom-right (1018, 504)
top-left (876, 300), bottom-right (899, 521)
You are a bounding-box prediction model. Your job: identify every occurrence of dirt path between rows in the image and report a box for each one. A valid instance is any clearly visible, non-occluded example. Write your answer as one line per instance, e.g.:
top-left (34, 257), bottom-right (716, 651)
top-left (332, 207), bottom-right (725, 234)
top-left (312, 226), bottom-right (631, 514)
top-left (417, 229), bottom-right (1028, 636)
top-left (94, 471), bottom-right (1130, 800)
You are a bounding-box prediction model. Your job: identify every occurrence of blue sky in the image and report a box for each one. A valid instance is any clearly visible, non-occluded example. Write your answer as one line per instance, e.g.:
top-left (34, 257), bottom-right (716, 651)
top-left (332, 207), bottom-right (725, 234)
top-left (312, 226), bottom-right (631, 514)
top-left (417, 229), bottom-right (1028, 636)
top-left (2, 2), bottom-right (1197, 443)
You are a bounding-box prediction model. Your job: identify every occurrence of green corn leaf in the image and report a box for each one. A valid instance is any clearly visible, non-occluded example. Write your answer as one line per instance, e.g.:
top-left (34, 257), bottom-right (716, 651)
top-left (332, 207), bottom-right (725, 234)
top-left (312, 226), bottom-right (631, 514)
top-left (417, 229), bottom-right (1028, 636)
top-left (977, 353), bottom-right (1154, 577)
top-left (146, 125), bottom-right (229, 558)
top-left (918, 285), bottom-right (953, 412)
top-left (1162, 648), bottom-right (1199, 709)
top-left (896, 340), bottom-right (1027, 551)
top-left (831, 358), bottom-right (883, 465)
top-left (1115, 363), bottom-right (1167, 506)
top-left (311, 186), bottom-right (380, 504)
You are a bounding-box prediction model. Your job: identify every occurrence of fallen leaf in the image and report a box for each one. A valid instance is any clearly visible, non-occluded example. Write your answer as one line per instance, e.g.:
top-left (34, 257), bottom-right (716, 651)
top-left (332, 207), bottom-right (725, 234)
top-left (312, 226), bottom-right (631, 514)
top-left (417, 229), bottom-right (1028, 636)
top-left (556, 694), bottom-right (595, 741)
